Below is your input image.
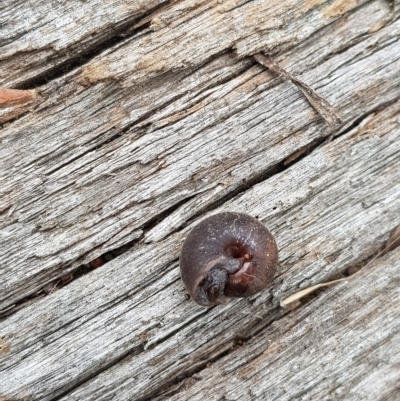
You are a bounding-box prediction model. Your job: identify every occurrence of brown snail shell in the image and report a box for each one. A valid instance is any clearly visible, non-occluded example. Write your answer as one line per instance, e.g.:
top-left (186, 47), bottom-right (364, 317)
top-left (180, 212), bottom-right (278, 307)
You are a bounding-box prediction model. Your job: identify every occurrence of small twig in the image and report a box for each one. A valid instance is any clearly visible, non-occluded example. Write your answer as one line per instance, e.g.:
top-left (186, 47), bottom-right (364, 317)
top-left (254, 53), bottom-right (341, 127)
top-left (281, 230), bottom-right (400, 307)
top-left (0, 88), bottom-right (37, 108)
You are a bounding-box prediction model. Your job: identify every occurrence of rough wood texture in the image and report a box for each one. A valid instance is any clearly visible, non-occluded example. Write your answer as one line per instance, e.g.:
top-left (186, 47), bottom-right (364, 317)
top-left (0, 0), bottom-right (399, 400)
top-left (1, 96), bottom-right (400, 401)
top-left (0, 0), bottom-right (385, 87)
top-left (1, 0), bottom-right (399, 311)
top-left (158, 248), bottom-right (400, 401)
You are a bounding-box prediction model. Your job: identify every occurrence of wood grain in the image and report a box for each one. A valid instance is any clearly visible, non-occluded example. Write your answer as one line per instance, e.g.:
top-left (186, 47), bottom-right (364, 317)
top-left (0, 0), bottom-right (399, 400)
top-left (0, 97), bottom-right (399, 400)
top-left (161, 248), bottom-right (400, 401)
top-left (1, 0), bottom-right (399, 312)
top-left (0, 0), bottom-right (380, 87)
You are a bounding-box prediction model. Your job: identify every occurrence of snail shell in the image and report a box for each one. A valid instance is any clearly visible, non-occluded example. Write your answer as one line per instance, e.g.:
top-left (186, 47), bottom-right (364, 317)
top-left (180, 212), bottom-right (278, 307)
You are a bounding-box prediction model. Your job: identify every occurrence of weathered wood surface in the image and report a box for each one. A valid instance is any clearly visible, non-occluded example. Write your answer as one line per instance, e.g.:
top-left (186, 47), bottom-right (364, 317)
top-left (3, 90), bottom-right (400, 400)
top-left (1, 0), bottom-right (399, 311)
top-left (0, 0), bottom-right (400, 400)
top-left (0, 0), bottom-right (392, 88)
top-left (156, 248), bottom-right (400, 401)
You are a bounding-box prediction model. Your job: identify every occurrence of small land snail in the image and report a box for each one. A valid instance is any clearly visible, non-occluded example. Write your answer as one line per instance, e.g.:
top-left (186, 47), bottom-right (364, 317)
top-left (180, 212), bottom-right (278, 307)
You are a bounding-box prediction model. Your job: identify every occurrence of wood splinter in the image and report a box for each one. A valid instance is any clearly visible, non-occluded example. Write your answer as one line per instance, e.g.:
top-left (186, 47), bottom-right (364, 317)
top-left (254, 53), bottom-right (341, 127)
top-left (0, 88), bottom-right (38, 108)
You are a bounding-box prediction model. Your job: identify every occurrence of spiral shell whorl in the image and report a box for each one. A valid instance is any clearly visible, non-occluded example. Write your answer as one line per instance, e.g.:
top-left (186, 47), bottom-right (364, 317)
top-left (180, 212), bottom-right (278, 307)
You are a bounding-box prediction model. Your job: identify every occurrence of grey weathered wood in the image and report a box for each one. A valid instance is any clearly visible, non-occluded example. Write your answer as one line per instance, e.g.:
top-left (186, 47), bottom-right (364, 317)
top-left (0, 0), bottom-right (169, 87)
top-left (0, 0), bottom-right (385, 87)
top-left (159, 248), bottom-right (400, 401)
top-left (1, 0), bottom-right (399, 312)
top-left (0, 97), bottom-right (399, 400)
top-left (0, 0), bottom-right (399, 400)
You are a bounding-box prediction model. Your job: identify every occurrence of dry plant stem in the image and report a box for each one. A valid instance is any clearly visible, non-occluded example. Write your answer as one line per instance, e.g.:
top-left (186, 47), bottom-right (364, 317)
top-left (0, 88), bottom-right (37, 108)
top-left (281, 231), bottom-right (400, 307)
top-left (254, 53), bottom-right (341, 127)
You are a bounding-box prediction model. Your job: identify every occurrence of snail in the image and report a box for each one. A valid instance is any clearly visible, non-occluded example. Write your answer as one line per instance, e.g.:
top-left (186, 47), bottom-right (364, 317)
top-left (180, 212), bottom-right (278, 307)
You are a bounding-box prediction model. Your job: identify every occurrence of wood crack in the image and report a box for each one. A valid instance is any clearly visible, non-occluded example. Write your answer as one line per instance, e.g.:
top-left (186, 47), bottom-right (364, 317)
top-left (0, 194), bottom-right (194, 318)
top-left (330, 96), bottom-right (400, 141)
top-left (135, 231), bottom-right (400, 401)
top-left (49, 343), bottom-right (146, 401)
top-left (54, 244), bottom-right (400, 401)
top-left (1, 4), bottom-right (399, 399)
top-left (14, 1), bottom-right (176, 90)
top-left (4, 97), bottom-right (395, 318)
top-left (47, 213), bottom-right (400, 401)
